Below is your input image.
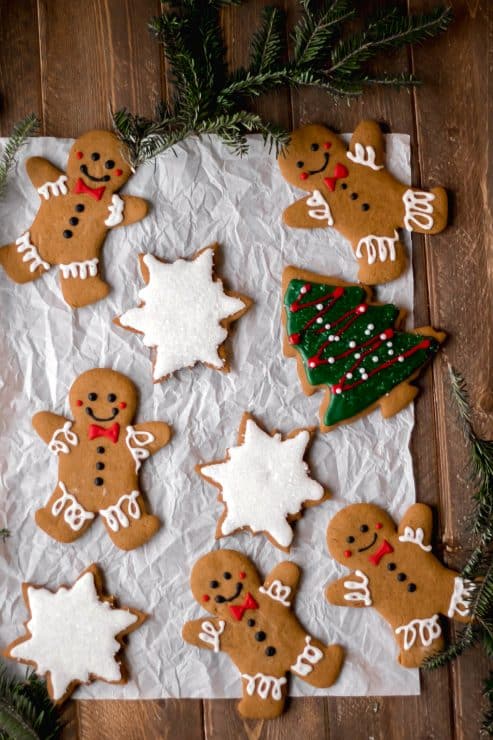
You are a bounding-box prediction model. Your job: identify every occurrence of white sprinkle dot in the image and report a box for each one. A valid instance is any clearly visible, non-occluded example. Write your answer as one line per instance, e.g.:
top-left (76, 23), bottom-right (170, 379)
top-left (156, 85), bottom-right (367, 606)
top-left (367, 323), bottom-right (375, 330)
top-left (372, 356), bottom-right (379, 362)
top-left (346, 372), bottom-right (353, 379)
top-left (328, 357), bottom-right (335, 364)
top-left (364, 330), bottom-right (370, 336)
top-left (316, 303), bottom-right (323, 310)
top-left (354, 353), bottom-right (361, 359)
top-left (362, 373), bottom-right (368, 380)
top-left (335, 335), bottom-right (340, 342)
top-left (309, 361), bottom-right (316, 368)
top-left (300, 286), bottom-right (308, 294)
top-left (398, 355), bottom-right (405, 362)
top-left (349, 341), bottom-right (356, 348)
top-left (316, 317), bottom-right (323, 324)
top-left (335, 388), bottom-right (342, 395)
top-left (388, 350), bottom-right (394, 356)
top-left (387, 341), bottom-right (393, 347)
top-left (359, 367), bottom-right (366, 374)
top-left (325, 323), bottom-right (331, 330)
top-left (328, 334), bottom-right (335, 342)
top-left (379, 333), bottom-right (387, 340)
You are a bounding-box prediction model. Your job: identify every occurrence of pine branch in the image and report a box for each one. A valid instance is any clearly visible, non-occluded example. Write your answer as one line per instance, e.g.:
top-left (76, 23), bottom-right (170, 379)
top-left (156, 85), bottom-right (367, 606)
top-left (0, 663), bottom-right (61, 740)
top-left (249, 6), bottom-right (285, 74)
top-left (482, 673), bottom-right (493, 735)
top-left (0, 114), bottom-right (39, 198)
top-left (0, 529), bottom-right (10, 542)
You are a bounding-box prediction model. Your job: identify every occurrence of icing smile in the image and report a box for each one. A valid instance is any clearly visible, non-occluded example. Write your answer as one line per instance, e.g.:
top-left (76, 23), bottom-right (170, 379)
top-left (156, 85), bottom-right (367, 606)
top-left (214, 582), bottom-right (243, 603)
top-left (80, 164), bottom-right (110, 183)
top-left (86, 407), bottom-right (119, 422)
top-left (357, 533), bottom-right (378, 552)
top-left (308, 153), bottom-right (330, 175)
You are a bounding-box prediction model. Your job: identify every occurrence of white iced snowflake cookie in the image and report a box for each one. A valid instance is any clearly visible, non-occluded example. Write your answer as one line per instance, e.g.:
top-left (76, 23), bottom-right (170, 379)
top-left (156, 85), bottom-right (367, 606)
top-left (5, 565), bottom-right (146, 703)
top-left (115, 244), bottom-right (252, 383)
top-left (197, 413), bottom-right (329, 551)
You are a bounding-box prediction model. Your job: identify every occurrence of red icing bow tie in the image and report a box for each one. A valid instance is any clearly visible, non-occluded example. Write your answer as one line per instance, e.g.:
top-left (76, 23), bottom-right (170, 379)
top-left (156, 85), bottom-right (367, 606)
top-left (229, 592), bottom-right (259, 621)
top-left (324, 163), bottom-right (349, 192)
top-left (369, 539), bottom-right (394, 566)
top-left (88, 422), bottom-right (120, 444)
top-left (74, 177), bottom-right (106, 201)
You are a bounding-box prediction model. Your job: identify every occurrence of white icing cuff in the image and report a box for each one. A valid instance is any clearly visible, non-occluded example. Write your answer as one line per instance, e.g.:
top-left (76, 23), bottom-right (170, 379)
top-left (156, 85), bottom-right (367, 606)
top-left (346, 144), bottom-right (383, 170)
top-left (105, 194), bottom-right (125, 227)
top-left (447, 576), bottom-right (475, 618)
top-left (125, 425), bottom-right (155, 472)
top-left (60, 258), bottom-right (99, 280)
top-left (398, 526), bottom-right (432, 552)
top-left (241, 673), bottom-right (287, 701)
top-left (395, 614), bottom-right (441, 651)
top-left (344, 570), bottom-right (372, 606)
top-left (37, 175), bottom-right (68, 200)
top-left (16, 233), bottom-right (50, 273)
top-left (403, 188), bottom-right (435, 231)
top-left (48, 421), bottom-right (79, 455)
top-left (290, 636), bottom-right (323, 676)
top-left (51, 482), bottom-right (95, 532)
top-left (199, 620), bottom-right (225, 652)
top-left (306, 190), bottom-right (334, 225)
top-left (258, 579), bottom-right (291, 607)
top-left (355, 231), bottom-right (398, 265)
top-left (99, 490), bottom-right (141, 532)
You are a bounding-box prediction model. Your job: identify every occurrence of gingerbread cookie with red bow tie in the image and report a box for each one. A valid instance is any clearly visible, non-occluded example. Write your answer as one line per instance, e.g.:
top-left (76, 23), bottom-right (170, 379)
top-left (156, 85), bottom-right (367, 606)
top-left (325, 503), bottom-right (474, 668)
top-left (278, 120), bottom-right (448, 285)
top-left (0, 130), bottom-right (148, 308)
top-left (32, 368), bottom-right (171, 550)
top-left (183, 549), bottom-right (344, 719)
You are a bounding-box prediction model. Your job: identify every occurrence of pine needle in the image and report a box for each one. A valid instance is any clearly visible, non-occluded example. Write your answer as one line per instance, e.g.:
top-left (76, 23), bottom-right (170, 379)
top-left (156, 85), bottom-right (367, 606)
top-left (0, 114), bottom-right (39, 198)
top-left (0, 663), bottom-right (61, 740)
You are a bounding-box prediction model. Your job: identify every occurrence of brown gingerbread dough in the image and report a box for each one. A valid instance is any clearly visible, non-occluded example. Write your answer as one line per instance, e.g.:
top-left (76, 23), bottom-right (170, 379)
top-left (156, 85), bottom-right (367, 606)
top-left (183, 549), bottom-right (344, 719)
top-left (278, 120), bottom-right (448, 284)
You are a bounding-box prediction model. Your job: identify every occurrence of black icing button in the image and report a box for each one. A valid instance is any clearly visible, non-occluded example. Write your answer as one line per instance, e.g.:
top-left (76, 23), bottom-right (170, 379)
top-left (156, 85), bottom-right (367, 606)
top-left (350, 192), bottom-right (358, 200)
top-left (265, 646), bottom-right (276, 656)
top-left (96, 462), bottom-right (105, 471)
top-left (94, 477), bottom-right (104, 486)
top-left (63, 229), bottom-right (73, 239)
top-left (69, 216), bottom-right (79, 226)
top-left (97, 446), bottom-right (105, 454)
top-left (75, 203), bottom-right (85, 212)
top-left (361, 203), bottom-right (370, 211)
top-left (408, 583), bottom-right (417, 592)
top-left (341, 183), bottom-right (348, 189)
top-left (397, 572), bottom-right (407, 582)
top-left (247, 619), bottom-right (255, 627)
top-left (387, 563), bottom-right (396, 571)
top-left (255, 631), bottom-right (266, 642)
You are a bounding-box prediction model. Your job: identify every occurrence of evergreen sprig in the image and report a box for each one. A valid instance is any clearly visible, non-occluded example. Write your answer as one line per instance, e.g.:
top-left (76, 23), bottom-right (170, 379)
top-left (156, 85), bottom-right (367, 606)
top-left (423, 366), bottom-right (493, 731)
top-left (0, 529), bottom-right (10, 542)
top-left (0, 663), bottom-right (61, 740)
top-left (113, 0), bottom-right (452, 166)
top-left (0, 114), bottom-right (39, 198)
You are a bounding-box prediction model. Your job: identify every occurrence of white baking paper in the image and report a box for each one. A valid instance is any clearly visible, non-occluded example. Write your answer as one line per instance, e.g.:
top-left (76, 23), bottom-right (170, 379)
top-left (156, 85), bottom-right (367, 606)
top-left (0, 134), bottom-right (419, 697)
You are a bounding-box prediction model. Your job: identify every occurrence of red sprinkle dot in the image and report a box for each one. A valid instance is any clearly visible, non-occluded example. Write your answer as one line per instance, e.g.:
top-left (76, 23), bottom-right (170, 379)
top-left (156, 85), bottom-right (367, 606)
top-left (289, 333), bottom-right (301, 345)
top-left (76, 151), bottom-right (83, 159)
top-left (119, 402), bottom-right (127, 409)
top-left (202, 594), bottom-right (210, 602)
top-left (290, 301), bottom-right (300, 313)
top-left (323, 141), bottom-right (332, 150)
top-left (332, 286), bottom-right (344, 299)
top-left (418, 339), bottom-right (431, 350)
top-left (76, 400), bottom-right (83, 407)
top-left (375, 522), bottom-right (383, 530)
top-left (115, 168), bottom-right (123, 176)
top-left (344, 550), bottom-right (352, 558)
top-left (300, 172), bottom-right (309, 180)
top-left (239, 572), bottom-right (246, 579)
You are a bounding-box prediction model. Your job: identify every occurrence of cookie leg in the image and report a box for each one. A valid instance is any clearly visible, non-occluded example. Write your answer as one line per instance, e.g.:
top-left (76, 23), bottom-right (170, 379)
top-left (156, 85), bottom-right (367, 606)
top-left (0, 236), bottom-right (50, 284)
top-left (99, 491), bottom-right (160, 551)
top-left (291, 636), bottom-right (344, 688)
top-left (395, 615), bottom-right (445, 668)
top-left (35, 483), bottom-right (95, 544)
top-left (59, 262), bottom-right (110, 308)
top-left (396, 633), bottom-right (445, 669)
top-left (353, 232), bottom-right (407, 285)
top-left (238, 674), bottom-right (287, 719)
top-left (402, 187), bottom-right (448, 235)
top-left (379, 381), bottom-right (419, 419)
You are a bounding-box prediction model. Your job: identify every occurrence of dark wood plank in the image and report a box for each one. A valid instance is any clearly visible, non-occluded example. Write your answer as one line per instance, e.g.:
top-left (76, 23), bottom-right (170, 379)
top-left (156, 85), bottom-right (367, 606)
top-left (0, 0), bottom-right (41, 134)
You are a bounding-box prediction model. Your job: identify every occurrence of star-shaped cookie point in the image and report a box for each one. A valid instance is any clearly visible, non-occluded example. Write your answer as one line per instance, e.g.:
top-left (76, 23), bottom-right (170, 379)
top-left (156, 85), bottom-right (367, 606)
top-left (115, 244), bottom-right (251, 383)
top-left (5, 564), bottom-right (146, 704)
top-left (197, 413), bottom-right (329, 551)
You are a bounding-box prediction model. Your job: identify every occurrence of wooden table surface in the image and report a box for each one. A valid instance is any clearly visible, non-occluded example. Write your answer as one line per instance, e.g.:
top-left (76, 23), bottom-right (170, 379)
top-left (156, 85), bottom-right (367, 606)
top-left (0, 1), bottom-right (490, 738)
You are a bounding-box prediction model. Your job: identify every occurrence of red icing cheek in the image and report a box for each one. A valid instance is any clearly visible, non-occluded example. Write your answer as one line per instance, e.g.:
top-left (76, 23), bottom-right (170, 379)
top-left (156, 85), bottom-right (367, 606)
top-left (375, 522), bottom-right (383, 530)
top-left (202, 594), bottom-right (210, 602)
top-left (119, 402), bottom-right (127, 409)
top-left (238, 571), bottom-right (246, 579)
top-left (76, 151), bottom-right (83, 159)
top-left (344, 550), bottom-right (352, 558)
top-left (323, 141), bottom-right (332, 150)
top-left (115, 168), bottom-right (123, 176)
top-left (300, 172), bottom-right (309, 181)
top-left (76, 400), bottom-right (83, 407)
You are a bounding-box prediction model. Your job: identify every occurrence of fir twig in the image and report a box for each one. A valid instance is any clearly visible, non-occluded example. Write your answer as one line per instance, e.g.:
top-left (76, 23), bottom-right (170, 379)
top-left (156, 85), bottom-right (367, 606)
top-left (0, 663), bottom-right (61, 740)
top-left (0, 114), bottom-right (39, 198)
top-left (113, 1), bottom-right (452, 165)
top-left (0, 529), bottom-right (10, 542)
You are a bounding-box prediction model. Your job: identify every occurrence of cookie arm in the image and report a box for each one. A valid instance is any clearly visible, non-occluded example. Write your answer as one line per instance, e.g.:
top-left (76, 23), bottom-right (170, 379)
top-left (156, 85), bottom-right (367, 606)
top-left (398, 503), bottom-right (434, 549)
top-left (25, 157), bottom-right (65, 190)
top-left (133, 422), bottom-right (171, 455)
top-left (348, 120), bottom-right (385, 168)
top-left (325, 574), bottom-right (372, 609)
top-left (283, 197), bottom-right (328, 229)
top-left (182, 617), bottom-right (227, 652)
top-left (32, 411), bottom-right (70, 445)
top-left (114, 195), bottom-right (148, 228)
top-left (262, 561), bottom-right (301, 603)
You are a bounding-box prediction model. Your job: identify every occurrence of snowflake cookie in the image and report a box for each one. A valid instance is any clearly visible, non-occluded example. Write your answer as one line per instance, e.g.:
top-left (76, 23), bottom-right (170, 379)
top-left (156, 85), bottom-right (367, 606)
top-left (115, 244), bottom-right (252, 383)
top-left (197, 413), bottom-right (329, 551)
top-left (4, 564), bottom-right (146, 703)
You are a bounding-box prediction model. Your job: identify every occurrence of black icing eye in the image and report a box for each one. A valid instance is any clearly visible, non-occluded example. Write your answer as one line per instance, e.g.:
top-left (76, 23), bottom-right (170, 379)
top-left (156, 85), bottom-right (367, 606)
top-left (296, 161), bottom-right (304, 168)
top-left (360, 524), bottom-right (369, 533)
top-left (310, 143), bottom-right (319, 151)
top-left (88, 392), bottom-right (98, 401)
top-left (209, 580), bottom-right (219, 589)
top-left (346, 535), bottom-right (355, 543)
top-left (265, 646), bottom-right (276, 656)
top-left (107, 393), bottom-right (117, 402)
top-left (104, 159), bottom-right (115, 170)
top-left (91, 152), bottom-right (100, 161)
top-left (223, 572), bottom-right (232, 580)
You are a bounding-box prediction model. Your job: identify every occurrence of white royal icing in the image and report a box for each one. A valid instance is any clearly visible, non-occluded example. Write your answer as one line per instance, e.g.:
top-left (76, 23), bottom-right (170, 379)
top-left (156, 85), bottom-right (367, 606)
top-left (48, 421), bottom-right (79, 455)
top-left (104, 194), bottom-right (125, 227)
top-left (199, 620), bottom-right (225, 652)
top-left (10, 570), bottom-right (138, 701)
top-left (37, 175), bottom-right (68, 200)
top-left (125, 425), bottom-right (155, 472)
top-left (99, 490), bottom-right (141, 533)
top-left (200, 419), bottom-right (324, 549)
top-left (306, 190), bottom-right (334, 225)
top-left (258, 579), bottom-right (291, 607)
top-left (118, 249), bottom-right (247, 381)
top-left (403, 188), bottom-right (435, 231)
top-left (51, 482), bottom-right (95, 532)
top-left (355, 230), bottom-right (398, 265)
top-left (241, 673), bottom-right (287, 701)
top-left (395, 614), bottom-right (442, 651)
top-left (398, 526), bottom-right (432, 552)
top-left (447, 576), bottom-right (475, 618)
top-left (344, 570), bottom-right (372, 606)
top-left (60, 258), bottom-right (99, 280)
top-left (346, 143), bottom-right (383, 170)
top-left (290, 636), bottom-right (323, 676)
top-left (16, 233), bottom-right (50, 273)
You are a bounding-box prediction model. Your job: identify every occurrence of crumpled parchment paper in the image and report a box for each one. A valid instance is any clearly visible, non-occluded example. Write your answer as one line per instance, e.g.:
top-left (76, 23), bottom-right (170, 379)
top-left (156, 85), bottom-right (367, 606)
top-left (0, 134), bottom-right (419, 697)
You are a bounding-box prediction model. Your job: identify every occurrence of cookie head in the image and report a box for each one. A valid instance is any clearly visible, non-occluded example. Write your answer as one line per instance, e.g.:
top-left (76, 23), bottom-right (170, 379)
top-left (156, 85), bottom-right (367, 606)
top-left (278, 124), bottom-right (347, 190)
top-left (326, 503), bottom-right (396, 567)
top-left (68, 131), bottom-right (132, 192)
top-left (191, 550), bottom-right (261, 618)
top-left (69, 369), bottom-right (137, 427)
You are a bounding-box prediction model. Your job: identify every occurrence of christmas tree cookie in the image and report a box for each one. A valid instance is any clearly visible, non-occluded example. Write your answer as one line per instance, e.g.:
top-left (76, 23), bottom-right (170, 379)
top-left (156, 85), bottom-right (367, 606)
top-left (282, 266), bottom-right (445, 431)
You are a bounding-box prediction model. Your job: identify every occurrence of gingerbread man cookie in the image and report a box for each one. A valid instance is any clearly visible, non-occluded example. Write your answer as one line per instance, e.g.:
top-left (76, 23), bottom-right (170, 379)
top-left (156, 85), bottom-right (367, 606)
top-left (32, 368), bottom-right (171, 550)
top-left (282, 266), bottom-right (445, 431)
top-left (325, 503), bottom-right (474, 668)
top-left (278, 120), bottom-right (448, 284)
top-left (0, 130), bottom-right (148, 307)
top-left (4, 564), bottom-right (146, 703)
top-left (183, 549), bottom-right (344, 719)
